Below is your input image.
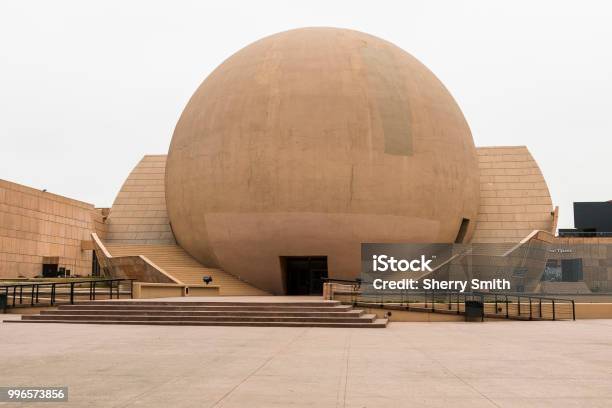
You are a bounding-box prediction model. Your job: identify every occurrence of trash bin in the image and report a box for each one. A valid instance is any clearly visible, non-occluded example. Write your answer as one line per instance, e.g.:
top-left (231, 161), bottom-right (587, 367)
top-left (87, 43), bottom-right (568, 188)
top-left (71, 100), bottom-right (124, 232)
top-left (465, 300), bottom-right (484, 322)
top-left (0, 293), bottom-right (7, 313)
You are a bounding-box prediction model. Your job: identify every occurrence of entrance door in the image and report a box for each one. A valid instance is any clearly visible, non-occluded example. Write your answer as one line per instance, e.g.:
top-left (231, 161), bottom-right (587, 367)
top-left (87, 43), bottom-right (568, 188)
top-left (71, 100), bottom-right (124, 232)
top-left (561, 259), bottom-right (583, 282)
top-left (284, 257), bottom-right (328, 295)
top-left (42, 263), bottom-right (59, 277)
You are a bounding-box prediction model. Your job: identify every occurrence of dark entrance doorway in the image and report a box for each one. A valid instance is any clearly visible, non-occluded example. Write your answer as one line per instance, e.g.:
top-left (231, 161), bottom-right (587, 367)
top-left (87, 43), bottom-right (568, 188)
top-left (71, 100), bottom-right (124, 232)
top-left (42, 263), bottom-right (59, 278)
top-left (561, 258), bottom-right (583, 282)
top-left (283, 256), bottom-right (328, 295)
top-left (42, 256), bottom-right (60, 277)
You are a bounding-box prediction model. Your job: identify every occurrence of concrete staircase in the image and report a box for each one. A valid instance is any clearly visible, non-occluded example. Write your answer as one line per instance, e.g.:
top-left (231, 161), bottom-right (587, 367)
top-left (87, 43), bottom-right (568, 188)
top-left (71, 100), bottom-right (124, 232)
top-left (9, 300), bottom-right (388, 328)
top-left (104, 244), bottom-right (268, 296)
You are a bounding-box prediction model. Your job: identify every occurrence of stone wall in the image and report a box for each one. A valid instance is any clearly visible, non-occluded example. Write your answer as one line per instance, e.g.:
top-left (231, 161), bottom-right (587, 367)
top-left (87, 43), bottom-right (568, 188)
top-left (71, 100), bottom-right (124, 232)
top-left (549, 236), bottom-right (612, 292)
top-left (0, 179), bottom-right (97, 278)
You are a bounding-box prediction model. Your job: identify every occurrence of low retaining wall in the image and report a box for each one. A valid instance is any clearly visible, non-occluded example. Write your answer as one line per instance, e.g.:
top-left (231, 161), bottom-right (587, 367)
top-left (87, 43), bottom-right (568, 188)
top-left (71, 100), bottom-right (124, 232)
top-left (185, 285), bottom-right (220, 297)
top-left (133, 283), bottom-right (220, 299)
top-left (575, 303), bottom-right (612, 319)
top-left (363, 307), bottom-right (464, 322)
top-left (360, 303), bottom-right (612, 321)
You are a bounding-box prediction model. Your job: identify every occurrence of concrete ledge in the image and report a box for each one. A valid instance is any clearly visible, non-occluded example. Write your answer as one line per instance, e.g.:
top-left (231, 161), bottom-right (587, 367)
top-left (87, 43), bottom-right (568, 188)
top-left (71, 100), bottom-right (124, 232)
top-left (185, 285), bottom-right (219, 297)
top-left (133, 283), bottom-right (184, 299)
top-left (133, 282), bottom-right (220, 299)
top-left (575, 303), bottom-right (612, 319)
top-left (363, 307), bottom-right (464, 322)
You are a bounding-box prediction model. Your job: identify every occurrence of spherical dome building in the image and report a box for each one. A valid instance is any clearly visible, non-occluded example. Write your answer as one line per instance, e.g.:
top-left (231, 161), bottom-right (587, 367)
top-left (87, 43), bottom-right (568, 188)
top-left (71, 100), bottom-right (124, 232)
top-left (165, 27), bottom-right (480, 294)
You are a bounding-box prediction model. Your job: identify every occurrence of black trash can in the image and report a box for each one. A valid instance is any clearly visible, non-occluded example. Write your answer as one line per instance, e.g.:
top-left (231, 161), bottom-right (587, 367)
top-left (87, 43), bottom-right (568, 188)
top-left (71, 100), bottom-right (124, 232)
top-left (0, 293), bottom-right (7, 313)
top-left (465, 300), bottom-right (484, 322)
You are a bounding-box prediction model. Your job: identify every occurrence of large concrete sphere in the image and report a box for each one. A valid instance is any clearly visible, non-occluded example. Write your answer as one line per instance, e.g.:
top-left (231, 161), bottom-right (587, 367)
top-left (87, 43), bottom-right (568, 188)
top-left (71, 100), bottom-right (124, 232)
top-left (166, 27), bottom-right (480, 294)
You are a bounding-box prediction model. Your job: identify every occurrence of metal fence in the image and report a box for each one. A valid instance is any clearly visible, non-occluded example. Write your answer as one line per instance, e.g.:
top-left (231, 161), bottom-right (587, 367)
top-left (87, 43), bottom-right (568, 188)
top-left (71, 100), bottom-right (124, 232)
top-left (324, 279), bottom-right (575, 321)
top-left (0, 279), bottom-right (135, 310)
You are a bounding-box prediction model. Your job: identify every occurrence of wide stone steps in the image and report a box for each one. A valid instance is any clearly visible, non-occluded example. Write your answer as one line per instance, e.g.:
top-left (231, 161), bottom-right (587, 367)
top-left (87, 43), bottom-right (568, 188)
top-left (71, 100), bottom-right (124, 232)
top-left (22, 314), bottom-right (378, 324)
top-left (8, 300), bottom-right (388, 328)
top-left (9, 320), bottom-right (388, 328)
top-left (61, 301), bottom-right (350, 307)
top-left (46, 305), bottom-right (355, 312)
top-left (39, 310), bottom-right (365, 317)
top-left (104, 244), bottom-right (268, 296)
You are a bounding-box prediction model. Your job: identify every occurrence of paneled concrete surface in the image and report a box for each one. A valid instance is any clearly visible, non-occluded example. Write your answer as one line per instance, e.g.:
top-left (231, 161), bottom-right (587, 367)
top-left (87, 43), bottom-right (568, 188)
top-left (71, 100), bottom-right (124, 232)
top-left (0, 179), bottom-right (103, 278)
top-left (472, 146), bottom-right (555, 244)
top-left (105, 155), bottom-right (175, 245)
top-left (0, 319), bottom-right (610, 407)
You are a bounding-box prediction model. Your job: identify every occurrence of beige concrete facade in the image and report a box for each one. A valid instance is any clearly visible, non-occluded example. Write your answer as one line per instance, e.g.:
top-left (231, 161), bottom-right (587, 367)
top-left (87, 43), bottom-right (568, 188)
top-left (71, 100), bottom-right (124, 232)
top-left (100, 148), bottom-right (562, 295)
top-left (472, 146), bottom-right (555, 243)
top-left (0, 179), bottom-right (98, 278)
top-left (105, 155), bottom-right (175, 245)
top-left (165, 27), bottom-right (481, 294)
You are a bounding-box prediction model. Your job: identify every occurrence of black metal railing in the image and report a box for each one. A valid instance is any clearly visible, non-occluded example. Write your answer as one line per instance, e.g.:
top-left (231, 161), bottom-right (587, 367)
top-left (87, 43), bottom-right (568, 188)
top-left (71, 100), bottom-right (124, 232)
top-left (326, 279), bottom-right (575, 321)
top-left (0, 279), bottom-right (135, 310)
top-left (356, 289), bottom-right (575, 321)
top-left (558, 230), bottom-right (612, 237)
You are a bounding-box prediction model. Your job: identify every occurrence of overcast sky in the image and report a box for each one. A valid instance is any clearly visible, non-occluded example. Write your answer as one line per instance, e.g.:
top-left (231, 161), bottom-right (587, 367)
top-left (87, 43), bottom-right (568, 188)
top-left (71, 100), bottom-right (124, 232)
top-left (1, 1), bottom-right (610, 229)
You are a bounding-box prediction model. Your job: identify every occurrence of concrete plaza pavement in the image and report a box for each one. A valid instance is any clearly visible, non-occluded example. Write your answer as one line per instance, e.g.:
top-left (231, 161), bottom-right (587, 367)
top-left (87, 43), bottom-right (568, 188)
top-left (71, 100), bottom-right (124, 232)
top-left (0, 317), bottom-right (611, 407)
